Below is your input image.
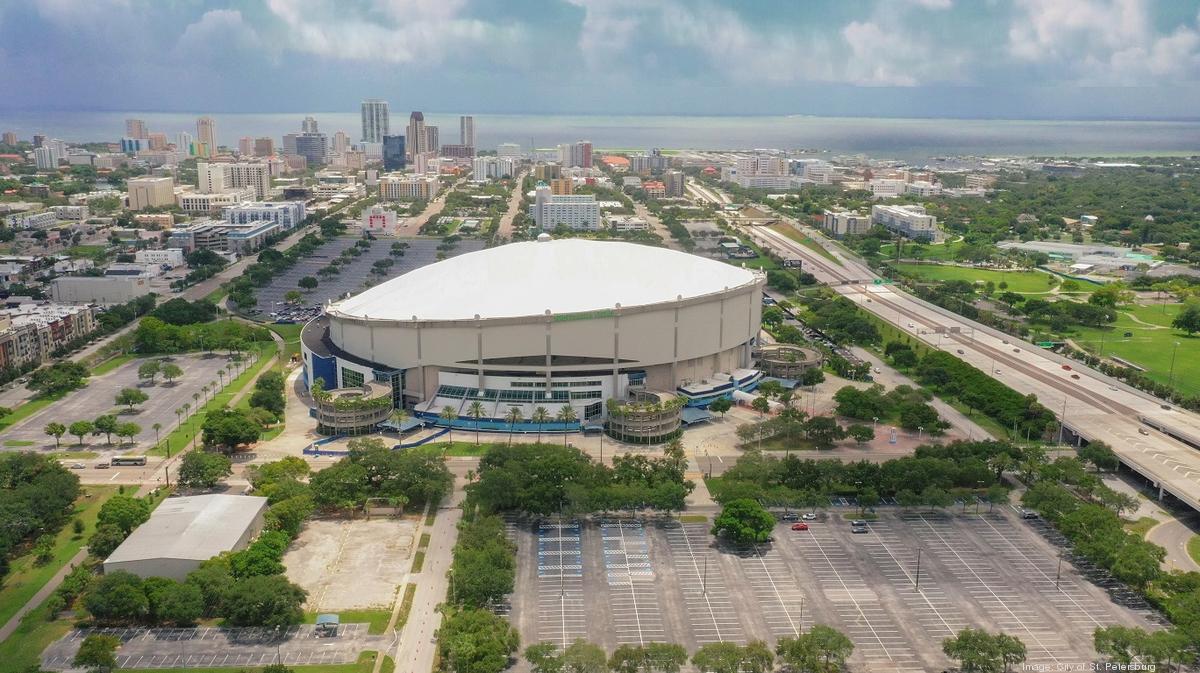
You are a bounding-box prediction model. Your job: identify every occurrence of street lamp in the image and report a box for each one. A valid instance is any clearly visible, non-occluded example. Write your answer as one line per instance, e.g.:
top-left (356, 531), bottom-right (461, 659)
top-left (917, 426), bottom-right (924, 441)
top-left (1168, 341), bottom-right (1181, 392)
top-left (872, 416), bottom-right (879, 430)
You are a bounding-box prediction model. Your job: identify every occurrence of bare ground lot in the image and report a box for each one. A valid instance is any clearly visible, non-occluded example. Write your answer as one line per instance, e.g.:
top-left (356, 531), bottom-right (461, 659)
top-left (284, 518), bottom-right (416, 611)
top-left (507, 508), bottom-right (1158, 672)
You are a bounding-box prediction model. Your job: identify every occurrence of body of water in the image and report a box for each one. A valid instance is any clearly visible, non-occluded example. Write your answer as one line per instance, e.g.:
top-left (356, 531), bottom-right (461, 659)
top-left (1, 111), bottom-right (1198, 163)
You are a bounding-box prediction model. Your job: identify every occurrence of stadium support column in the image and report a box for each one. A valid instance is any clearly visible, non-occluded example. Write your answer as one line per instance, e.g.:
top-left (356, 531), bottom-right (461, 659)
top-left (414, 316), bottom-right (425, 403)
top-left (717, 288), bottom-right (727, 373)
top-left (475, 315), bottom-right (484, 391)
top-left (545, 310), bottom-right (553, 391)
top-left (672, 296), bottom-right (682, 387)
top-left (612, 304), bottom-right (622, 396)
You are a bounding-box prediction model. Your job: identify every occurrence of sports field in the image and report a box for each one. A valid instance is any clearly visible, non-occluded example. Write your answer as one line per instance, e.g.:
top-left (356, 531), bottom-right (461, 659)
top-left (1070, 302), bottom-right (1200, 396)
top-left (893, 263), bottom-right (1060, 294)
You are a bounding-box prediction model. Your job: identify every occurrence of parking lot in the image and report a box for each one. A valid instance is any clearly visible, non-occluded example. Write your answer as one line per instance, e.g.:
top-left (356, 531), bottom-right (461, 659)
top-left (2, 354), bottom-right (224, 452)
top-left (251, 236), bottom-right (484, 316)
top-left (284, 518), bottom-right (417, 611)
top-left (41, 624), bottom-right (392, 670)
top-left (507, 509), bottom-right (1157, 670)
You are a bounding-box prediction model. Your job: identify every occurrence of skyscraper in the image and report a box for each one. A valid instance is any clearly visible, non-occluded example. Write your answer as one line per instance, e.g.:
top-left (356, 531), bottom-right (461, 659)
top-left (361, 99), bottom-right (390, 143)
top-left (406, 111), bottom-right (426, 161)
top-left (196, 117), bottom-right (216, 152)
top-left (254, 137), bottom-right (275, 157)
top-left (125, 119), bottom-right (148, 139)
top-left (383, 135), bottom-right (406, 171)
top-left (425, 126), bottom-right (439, 156)
top-left (176, 132), bottom-right (194, 155)
top-left (459, 116), bottom-right (475, 148)
top-left (333, 131), bottom-right (349, 154)
top-left (238, 137), bottom-right (255, 156)
top-left (301, 117), bottom-right (319, 134)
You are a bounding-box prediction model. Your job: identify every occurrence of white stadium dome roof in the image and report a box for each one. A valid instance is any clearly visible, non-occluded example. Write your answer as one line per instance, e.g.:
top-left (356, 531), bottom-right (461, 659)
top-left (331, 238), bottom-right (761, 322)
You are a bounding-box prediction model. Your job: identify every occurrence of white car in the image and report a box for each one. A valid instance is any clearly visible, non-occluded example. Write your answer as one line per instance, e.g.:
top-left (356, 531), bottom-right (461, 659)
top-left (801, 512), bottom-right (817, 521)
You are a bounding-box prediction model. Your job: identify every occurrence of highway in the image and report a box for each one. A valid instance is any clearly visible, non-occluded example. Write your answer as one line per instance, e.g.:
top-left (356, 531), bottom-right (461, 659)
top-left (691, 180), bottom-right (1200, 513)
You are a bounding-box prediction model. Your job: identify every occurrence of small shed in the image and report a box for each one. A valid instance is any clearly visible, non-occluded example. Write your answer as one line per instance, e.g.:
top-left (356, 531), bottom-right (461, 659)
top-left (315, 613), bottom-right (340, 637)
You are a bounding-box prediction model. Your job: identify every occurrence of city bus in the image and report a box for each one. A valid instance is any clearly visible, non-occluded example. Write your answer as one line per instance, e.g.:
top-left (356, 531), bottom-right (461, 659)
top-left (110, 456), bottom-right (147, 467)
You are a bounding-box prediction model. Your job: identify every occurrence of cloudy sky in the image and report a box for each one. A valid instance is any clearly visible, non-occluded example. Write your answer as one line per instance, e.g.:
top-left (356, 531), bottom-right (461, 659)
top-left (3, 0), bottom-right (1200, 119)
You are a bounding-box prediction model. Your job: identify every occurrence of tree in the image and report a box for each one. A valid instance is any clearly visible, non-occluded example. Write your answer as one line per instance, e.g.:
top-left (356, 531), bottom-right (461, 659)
top-left (846, 424), bottom-right (873, 444)
top-left (28, 361), bottom-right (89, 396)
top-left (1172, 304), bottom-right (1200, 335)
top-left (219, 574), bottom-right (307, 627)
top-left (153, 581), bottom-right (203, 626)
top-left (466, 401), bottom-right (485, 446)
top-left (709, 397), bottom-right (733, 417)
top-left (1111, 540), bottom-right (1165, 589)
top-left (74, 634), bottom-right (121, 673)
top-left (942, 628), bottom-right (1026, 673)
top-left (44, 422), bottom-right (66, 449)
top-left (527, 643), bottom-right (565, 673)
top-left (298, 276), bottom-right (318, 291)
top-left (69, 420), bottom-right (94, 446)
top-left (1094, 625), bottom-right (1143, 665)
top-left (437, 608), bottom-right (519, 673)
top-left (98, 495), bottom-right (150, 535)
top-left (922, 486), bottom-right (953, 512)
top-left (560, 639), bottom-right (607, 673)
top-left (556, 405), bottom-right (577, 447)
top-left (202, 408), bottom-right (261, 452)
top-left (285, 290), bottom-right (303, 304)
top-left (995, 633), bottom-right (1027, 673)
top-left (505, 407), bottom-right (523, 446)
top-left (711, 498), bottom-right (775, 545)
top-left (803, 416), bottom-right (846, 449)
top-left (161, 362), bottom-right (184, 383)
top-left (440, 405), bottom-right (459, 445)
top-left (87, 523), bottom-right (127, 559)
top-left (137, 360), bottom-right (161, 383)
top-left (178, 451), bottom-right (233, 489)
top-left (115, 422), bottom-right (141, 444)
top-left (84, 571), bottom-right (149, 622)
top-left (691, 642), bottom-right (773, 673)
top-left (777, 624), bottom-right (854, 673)
top-left (93, 414), bottom-right (118, 445)
top-left (751, 395), bottom-right (770, 419)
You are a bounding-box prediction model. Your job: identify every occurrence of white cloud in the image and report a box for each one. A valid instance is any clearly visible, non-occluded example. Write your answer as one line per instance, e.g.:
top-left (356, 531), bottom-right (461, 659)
top-left (175, 9), bottom-right (263, 62)
top-left (263, 0), bottom-right (523, 65)
top-left (1007, 0), bottom-right (1200, 82)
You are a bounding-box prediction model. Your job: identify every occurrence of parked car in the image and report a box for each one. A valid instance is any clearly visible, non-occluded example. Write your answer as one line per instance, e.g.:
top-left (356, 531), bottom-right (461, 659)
top-left (957, 349), bottom-right (965, 355)
top-left (1138, 428), bottom-right (1150, 436)
top-left (790, 523), bottom-right (809, 531)
top-left (850, 524), bottom-right (869, 534)
top-left (69, 463), bottom-right (85, 470)
top-left (1020, 509), bottom-right (1039, 519)
top-left (94, 462), bottom-right (109, 469)
top-left (1062, 364), bottom-right (1072, 370)
top-left (1070, 374), bottom-right (1080, 380)
top-left (780, 512), bottom-right (799, 522)
top-left (801, 512), bottom-right (817, 521)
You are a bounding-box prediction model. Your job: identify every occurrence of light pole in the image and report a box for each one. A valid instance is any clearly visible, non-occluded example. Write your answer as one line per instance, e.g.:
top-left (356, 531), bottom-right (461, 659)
top-left (914, 548), bottom-right (922, 590)
top-left (702, 554), bottom-right (708, 596)
top-left (1057, 398), bottom-right (1068, 445)
top-left (918, 426), bottom-right (924, 441)
top-left (274, 625), bottom-right (282, 664)
top-left (1168, 341), bottom-right (1181, 392)
top-left (872, 416), bottom-right (879, 430)
top-left (1055, 552), bottom-right (1064, 589)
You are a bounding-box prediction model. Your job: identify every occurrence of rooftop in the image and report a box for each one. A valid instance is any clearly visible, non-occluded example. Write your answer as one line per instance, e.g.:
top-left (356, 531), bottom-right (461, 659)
top-left (329, 239), bottom-right (761, 322)
top-left (105, 494), bottom-right (268, 564)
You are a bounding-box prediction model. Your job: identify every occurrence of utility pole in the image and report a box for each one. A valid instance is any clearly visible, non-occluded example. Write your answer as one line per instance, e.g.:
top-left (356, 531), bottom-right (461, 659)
top-left (702, 554), bottom-right (708, 596)
top-left (914, 548), bottom-right (922, 590)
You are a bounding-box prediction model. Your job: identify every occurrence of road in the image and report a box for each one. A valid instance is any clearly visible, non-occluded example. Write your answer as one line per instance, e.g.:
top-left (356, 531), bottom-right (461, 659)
top-left (1147, 513), bottom-right (1200, 572)
top-left (390, 469), bottom-right (466, 673)
top-left (632, 201), bottom-right (682, 250)
top-left (495, 171), bottom-right (528, 240)
top-left (412, 177), bottom-right (467, 231)
top-left (739, 212), bottom-right (1200, 514)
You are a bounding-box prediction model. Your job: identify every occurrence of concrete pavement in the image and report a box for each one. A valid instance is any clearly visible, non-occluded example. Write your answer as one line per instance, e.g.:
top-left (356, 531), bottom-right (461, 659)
top-left (1147, 514), bottom-right (1200, 573)
top-left (495, 172), bottom-right (528, 240)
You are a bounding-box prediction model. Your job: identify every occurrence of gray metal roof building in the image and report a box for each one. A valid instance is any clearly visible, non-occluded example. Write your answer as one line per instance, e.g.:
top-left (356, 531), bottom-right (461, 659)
top-left (103, 494), bottom-right (269, 581)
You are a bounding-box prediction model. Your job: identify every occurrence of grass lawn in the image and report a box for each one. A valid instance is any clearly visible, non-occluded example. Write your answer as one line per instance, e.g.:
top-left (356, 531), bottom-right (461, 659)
top-left (91, 354), bottom-right (135, 377)
top-left (267, 323), bottom-right (304, 363)
top-left (0, 601), bottom-right (74, 671)
top-left (303, 609), bottom-right (392, 635)
top-left (411, 550), bottom-right (425, 573)
top-left (395, 583), bottom-right (416, 631)
top-left (0, 390), bottom-right (67, 433)
top-left (768, 223), bottom-right (842, 266)
top-left (430, 440), bottom-right (494, 456)
top-left (146, 342), bottom-right (278, 457)
top-left (677, 514), bottom-right (708, 523)
top-left (1188, 535), bottom-right (1200, 566)
top-left (0, 485), bottom-right (118, 630)
top-left (1070, 310), bottom-right (1200, 397)
top-left (46, 450), bottom-right (98, 460)
top-left (893, 263), bottom-right (1059, 294)
top-left (880, 239), bottom-right (965, 261)
top-left (65, 245), bottom-right (109, 261)
top-left (117, 651), bottom-right (394, 673)
top-left (1124, 516), bottom-right (1159, 538)
top-left (204, 286), bottom-right (229, 304)
top-left (2, 439), bottom-right (35, 447)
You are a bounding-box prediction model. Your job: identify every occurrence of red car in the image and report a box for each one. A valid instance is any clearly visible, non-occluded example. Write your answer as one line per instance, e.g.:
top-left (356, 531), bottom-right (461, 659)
top-left (1062, 364), bottom-right (1072, 370)
top-left (790, 523), bottom-right (809, 531)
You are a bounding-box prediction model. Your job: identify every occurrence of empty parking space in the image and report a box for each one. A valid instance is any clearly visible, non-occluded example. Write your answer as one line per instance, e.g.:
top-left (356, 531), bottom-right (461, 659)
top-left (536, 521), bottom-right (587, 648)
top-left (733, 542), bottom-right (811, 640)
top-left (786, 524), bottom-right (924, 673)
top-left (601, 519), bottom-right (666, 646)
top-left (662, 522), bottom-right (745, 645)
top-left (858, 519), bottom-right (968, 640)
top-left (901, 513), bottom-right (1071, 665)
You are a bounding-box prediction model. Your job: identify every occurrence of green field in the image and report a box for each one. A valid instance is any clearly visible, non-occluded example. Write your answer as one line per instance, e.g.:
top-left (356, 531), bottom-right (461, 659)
top-left (768, 223), bottom-right (842, 266)
top-left (303, 609), bottom-right (392, 635)
top-left (1070, 302), bottom-right (1200, 396)
top-left (893, 263), bottom-right (1059, 294)
top-left (267, 323), bottom-right (303, 363)
top-left (880, 239), bottom-right (965, 261)
top-left (91, 354), bottom-right (135, 376)
top-left (0, 390), bottom-right (68, 433)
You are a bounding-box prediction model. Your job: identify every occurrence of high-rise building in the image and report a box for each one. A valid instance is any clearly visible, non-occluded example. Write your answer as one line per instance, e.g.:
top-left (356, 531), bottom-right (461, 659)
top-left (295, 133), bottom-right (328, 165)
top-left (120, 138), bottom-right (146, 154)
top-left (176, 132), bottom-right (194, 155)
top-left (1, 132), bottom-right (16, 146)
top-left (566, 141), bottom-right (593, 168)
top-left (333, 131), bottom-right (349, 154)
top-left (533, 182), bottom-right (600, 230)
top-left (34, 146), bottom-right (60, 170)
top-left (497, 143), bottom-right (522, 158)
top-left (550, 178), bottom-right (573, 195)
top-left (127, 176), bottom-right (176, 211)
top-left (32, 134), bottom-right (46, 148)
top-left (147, 133), bottom-right (168, 151)
top-left (254, 137), bottom-right (275, 157)
top-left (198, 162), bottom-right (271, 199)
top-left (238, 137), bottom-right (255, 156)
top-left (125, 119), bottom-right (148, 139)
top-left (406, 111), bottom-right (427, 160)
top-left (360, 99), bottom-right (390, 143)
top-left (282, 134), bottom-right (298, 157)
top-left (301, 116), bottom-right (319, 134)
top-left (196, 117), bottom-right (216, 152)
top-left (382, 135), bottom-right (406, 171)
top-left (425, 126), bottom-right (439, 156)
top-left (459, 116), bottom-right (475, 148)
top-left (664, 170), bottom-right (685, 198)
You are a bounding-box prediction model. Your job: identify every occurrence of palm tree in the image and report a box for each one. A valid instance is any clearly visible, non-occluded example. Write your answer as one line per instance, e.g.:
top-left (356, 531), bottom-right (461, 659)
top-left (152, 422), bottom-right (162, 444)
top-left (467, 401), bottom-right (485, 446)
top-left (182, 403), bottom-right (191, 425)
top-left (556, 405), bottom-right (577, 447)
top-left (174, 407), bottom-right (183, 430)
top-left (532, 406), bottom-right (550, 443)
top-left (217, 369), bottom-right (226, 386)
top-left (201, 385), bottom-right (210, 403)
top-left (390, 408), bottom-right (409, 437)
top-left (505, 407), bottom-right (523, 446)
top-left (440, 406), bottom-right (459, 445)
top-left (192, 392), bottom-right (201, 409)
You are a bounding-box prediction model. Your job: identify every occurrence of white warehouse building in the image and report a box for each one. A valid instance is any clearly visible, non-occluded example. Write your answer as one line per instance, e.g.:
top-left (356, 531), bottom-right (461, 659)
top-left (301, 238), bottom-right (766, 433)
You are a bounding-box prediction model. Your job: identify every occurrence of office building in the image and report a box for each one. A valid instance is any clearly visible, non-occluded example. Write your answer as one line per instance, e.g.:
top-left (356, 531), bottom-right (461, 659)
top-left (103, 495), bottom-right (267, 581)
top-left (362, 205), bottom-right (401, 235)
top-left (0, 302), bottom-right (98, 371)
top-left (295, 133), bottom-right (328, 165)
top-left (561, 141), bottom-right (593, 168)
top-left (459, 116), bottom-right (475, 148)
top-left (549, 177), bottom-right (573, 195)
top-left (119, 138), bottom-right (145, 154)
top-left (176, 132), bottom-right (194, 156)
top-left (905, 181), bottom-right (941, 197)
top-left (222, 163), bottom-right (272, 199)
top-left (34, 146), bottom-right (61, 170)
top-left (237, 137), bottom-right (255, 156)
top-left (32, 134), bottom-right (45, 148)
top-left (301, 116), bottom-right (319, 134)
top-left (126, 176), bottom-right (176, 210)
top-left (177, 186), bottom-right (256, 214)
top-left (333, 131), bottom-right (349, 154)
top-left (1, 132), bottom-right (17, 146)
top-left (793, 159), bottom-right (834, 185)
top-left (440, 144), bottom-right (474, 158)
top-left (125, 119), bottom-right (148, 139)
top-left (282, 133), bottom-right (298, 156)
top-left (664, 170), bottom-right (685, 197)
top-left (534, 163), bottom-right (561, 180)
top-left (497, 142), bottom-right (521, 158)
top-left (871, 204), bottom-right (942, 241)
top-left (821, 210), bottom-right (872, 238)
top-left (533, 183), bottom-right (600, 230)
top-left (471, 156), bottom-right (518, 181)
top-left (382, 136), bottom-right (406, 171)
top-left (425, 126), bottom-right (439, 155)
top-left (253, 137), bottom-right (275, 157)
top-left (406, 111), bottom-right (427, 160)
top-left (147, 133), bottom-right (168, 151)
top-left (379, 174), bottom-right (439, 201)
top-left (869, 179), bottom-right (907, 198)
top-left (196, 117), bottom-right (216, 152)
top-left (223, 201), bottom-right (306, 231)
top-left (49, 205), bottom-right (88, 221)
top-left (361, 100), bottom-right (390, 143)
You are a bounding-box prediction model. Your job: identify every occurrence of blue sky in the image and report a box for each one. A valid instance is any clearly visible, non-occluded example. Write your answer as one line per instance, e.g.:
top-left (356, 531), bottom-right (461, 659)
top-left (3, 0), bottom-right (1200, 119)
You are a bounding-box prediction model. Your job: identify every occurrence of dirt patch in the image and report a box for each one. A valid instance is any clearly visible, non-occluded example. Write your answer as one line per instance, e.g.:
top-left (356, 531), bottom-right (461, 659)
top-left (284, 518), bottom-right (416, 610)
